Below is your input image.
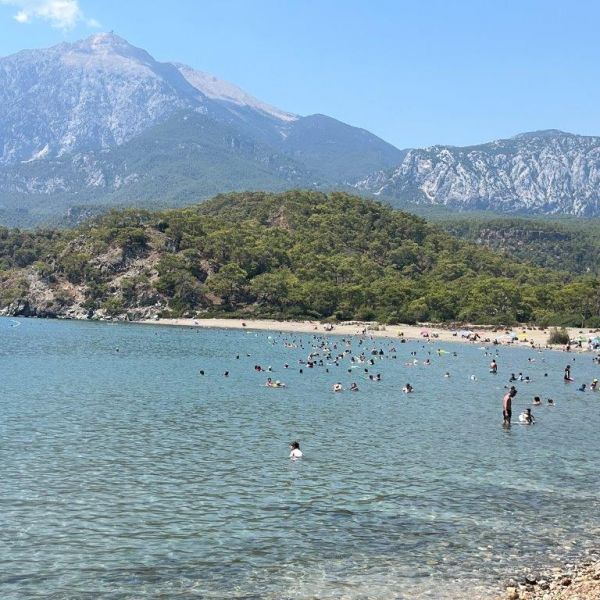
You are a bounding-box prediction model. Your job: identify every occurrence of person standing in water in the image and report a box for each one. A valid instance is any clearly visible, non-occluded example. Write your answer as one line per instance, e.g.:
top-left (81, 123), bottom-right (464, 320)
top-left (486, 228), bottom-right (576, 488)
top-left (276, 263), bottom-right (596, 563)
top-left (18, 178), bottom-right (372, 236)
top-left (564, 364), bottom-right (574, 382)
top-left (490, 359), bottom-right (498, 374)
top-left (503, 387), bottom-right (517, 426)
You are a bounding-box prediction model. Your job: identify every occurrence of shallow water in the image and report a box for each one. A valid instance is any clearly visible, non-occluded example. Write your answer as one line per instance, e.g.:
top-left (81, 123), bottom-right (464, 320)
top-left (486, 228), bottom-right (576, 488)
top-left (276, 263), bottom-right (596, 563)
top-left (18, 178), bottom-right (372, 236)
top-left (1, 317), bottom-right (599, 599)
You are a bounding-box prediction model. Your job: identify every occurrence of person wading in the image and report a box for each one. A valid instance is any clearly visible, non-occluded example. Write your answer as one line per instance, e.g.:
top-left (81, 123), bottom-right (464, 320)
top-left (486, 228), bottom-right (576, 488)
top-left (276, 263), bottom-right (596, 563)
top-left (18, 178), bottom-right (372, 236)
top-left (503, 387), bottom-right (517, 426)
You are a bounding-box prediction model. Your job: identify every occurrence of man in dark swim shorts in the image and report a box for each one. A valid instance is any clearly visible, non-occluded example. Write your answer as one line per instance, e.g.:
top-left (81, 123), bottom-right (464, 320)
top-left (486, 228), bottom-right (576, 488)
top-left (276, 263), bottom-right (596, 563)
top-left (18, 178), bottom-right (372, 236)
top-left (503, 387), bottom-right (517, 425)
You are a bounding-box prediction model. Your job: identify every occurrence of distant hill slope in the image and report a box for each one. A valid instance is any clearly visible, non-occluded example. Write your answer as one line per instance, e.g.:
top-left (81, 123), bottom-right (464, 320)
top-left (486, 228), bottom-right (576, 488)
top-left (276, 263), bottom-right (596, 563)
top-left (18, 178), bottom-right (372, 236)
top-left (0, 33), bottom-right (403, 225)
top-left (437, 215), bottom-right (600, 275)
top-left (0, 110), bottom-right (321, 204)
top-left (273, 114), bottom-right (406, 182)
top-left (355, 130), bottom-right (600, 216)
top-left (1, 190), bottom-right (598, 327)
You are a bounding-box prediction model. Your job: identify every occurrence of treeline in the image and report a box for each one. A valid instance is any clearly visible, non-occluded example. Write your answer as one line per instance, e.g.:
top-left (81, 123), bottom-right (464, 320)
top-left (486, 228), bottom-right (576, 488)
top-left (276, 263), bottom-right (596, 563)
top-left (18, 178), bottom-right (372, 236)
top-left (438, 216), bottom-right (600, 275)
top-left (0, 190), bottom-right (599, 327)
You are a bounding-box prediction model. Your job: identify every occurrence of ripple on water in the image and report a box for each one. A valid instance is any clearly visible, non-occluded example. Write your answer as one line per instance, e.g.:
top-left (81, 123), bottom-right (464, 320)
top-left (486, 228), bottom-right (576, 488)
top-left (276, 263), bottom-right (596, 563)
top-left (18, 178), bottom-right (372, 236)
top-left (0, 318), bottom-right (599, 599)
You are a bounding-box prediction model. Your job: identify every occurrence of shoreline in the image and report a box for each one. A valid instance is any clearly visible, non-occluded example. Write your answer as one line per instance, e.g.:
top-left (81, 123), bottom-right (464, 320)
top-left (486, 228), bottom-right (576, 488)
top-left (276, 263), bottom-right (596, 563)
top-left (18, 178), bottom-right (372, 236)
top-left (138, 317), bottom-right (600, 353)
top-left (497, 556), bottom-right (600, 599)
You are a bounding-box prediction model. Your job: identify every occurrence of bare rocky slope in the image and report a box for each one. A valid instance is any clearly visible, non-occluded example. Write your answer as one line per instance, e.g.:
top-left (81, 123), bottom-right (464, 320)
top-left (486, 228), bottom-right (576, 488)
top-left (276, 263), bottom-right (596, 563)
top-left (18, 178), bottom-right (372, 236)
top-left (355, 130), bottom-right (600, 216)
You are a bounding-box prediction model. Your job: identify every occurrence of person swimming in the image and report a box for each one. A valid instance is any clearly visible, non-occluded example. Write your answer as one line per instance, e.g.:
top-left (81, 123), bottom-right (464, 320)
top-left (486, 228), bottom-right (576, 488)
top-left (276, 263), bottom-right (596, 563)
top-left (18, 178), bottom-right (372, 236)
top-left (402, 383), bottom-right (413, 393)
top-left (519, 408), bottom-right (535, 424)
top-left (532, 396), bottom-right (542, 406)
top-left (547, 398), bottom-right (555, 406)
top-left (289, 441), bottom-right (303, 459)
top-left (333, 383), bottom-right (343, 392)
top-left (578, 383), bottom-right (587, 392)
top-left (350, 382), bottom-right (359, 392)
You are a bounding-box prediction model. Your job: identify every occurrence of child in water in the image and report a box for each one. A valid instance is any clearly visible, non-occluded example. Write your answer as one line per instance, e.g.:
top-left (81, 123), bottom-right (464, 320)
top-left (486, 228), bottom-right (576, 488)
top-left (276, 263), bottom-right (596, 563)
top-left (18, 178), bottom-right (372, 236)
top-left (289, 441), bottom-right (303, 459)
top-left (520, 408), bottom-right (535, 424)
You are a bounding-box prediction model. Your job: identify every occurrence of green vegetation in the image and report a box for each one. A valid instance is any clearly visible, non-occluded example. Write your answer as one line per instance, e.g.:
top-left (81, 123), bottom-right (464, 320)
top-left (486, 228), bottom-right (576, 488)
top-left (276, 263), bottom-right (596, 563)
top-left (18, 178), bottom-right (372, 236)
top-left (438, 215), bottom-right (600, 275)
top-left (0, 190), bottom-right (599, 326)
top-left (547, 327), bottom-right (571, 345)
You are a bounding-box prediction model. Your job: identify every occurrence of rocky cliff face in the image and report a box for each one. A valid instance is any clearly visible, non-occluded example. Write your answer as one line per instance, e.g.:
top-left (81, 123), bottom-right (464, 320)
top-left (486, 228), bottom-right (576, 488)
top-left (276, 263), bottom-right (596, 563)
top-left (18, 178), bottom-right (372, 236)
top-left (355, 131), bottom-right (600, 216)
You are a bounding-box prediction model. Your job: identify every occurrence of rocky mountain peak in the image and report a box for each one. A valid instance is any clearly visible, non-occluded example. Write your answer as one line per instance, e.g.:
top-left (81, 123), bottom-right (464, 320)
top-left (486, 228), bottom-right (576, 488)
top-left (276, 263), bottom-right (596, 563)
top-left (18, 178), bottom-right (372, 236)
top-left (80, 32), bottom-right (128, 46)
top-left (512, 129), bottom-right (574, 140)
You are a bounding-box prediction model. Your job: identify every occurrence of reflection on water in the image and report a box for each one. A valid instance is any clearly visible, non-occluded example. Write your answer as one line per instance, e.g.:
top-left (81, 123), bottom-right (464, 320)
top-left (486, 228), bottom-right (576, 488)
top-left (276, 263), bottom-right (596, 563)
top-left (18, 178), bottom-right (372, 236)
top-left (1, 318), bottom-right (599, 599)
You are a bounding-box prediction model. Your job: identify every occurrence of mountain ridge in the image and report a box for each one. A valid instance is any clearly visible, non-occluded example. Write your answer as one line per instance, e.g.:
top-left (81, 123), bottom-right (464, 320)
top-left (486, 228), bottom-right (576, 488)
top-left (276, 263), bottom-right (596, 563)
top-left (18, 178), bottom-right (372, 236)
top-left (2, 33), bottom-right (600, 223)
top-left (0, 33), bottom-right (403, 225)
top-left (355, 129), bottom-right (600, 216)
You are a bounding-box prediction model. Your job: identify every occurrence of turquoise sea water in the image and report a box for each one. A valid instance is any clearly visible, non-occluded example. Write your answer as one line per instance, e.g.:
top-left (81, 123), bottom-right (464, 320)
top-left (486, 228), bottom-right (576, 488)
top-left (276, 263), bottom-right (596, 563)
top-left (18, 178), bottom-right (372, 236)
top-left (1, 317), bottom-right (599, 599)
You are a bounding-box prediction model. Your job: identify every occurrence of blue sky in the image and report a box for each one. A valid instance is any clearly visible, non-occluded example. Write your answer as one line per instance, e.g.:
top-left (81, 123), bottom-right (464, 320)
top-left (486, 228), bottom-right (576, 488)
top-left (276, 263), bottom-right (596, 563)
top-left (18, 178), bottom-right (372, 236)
top-left (1, 0), bottom-right (599, 149)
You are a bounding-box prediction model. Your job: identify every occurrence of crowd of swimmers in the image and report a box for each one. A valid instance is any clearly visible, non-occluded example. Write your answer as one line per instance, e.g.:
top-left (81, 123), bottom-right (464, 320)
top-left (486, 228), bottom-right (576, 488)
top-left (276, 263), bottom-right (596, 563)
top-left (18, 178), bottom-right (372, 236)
top-left (193, 328), bottom-right (599, 457)
top-left (501, 359), bottom-right (600, 428)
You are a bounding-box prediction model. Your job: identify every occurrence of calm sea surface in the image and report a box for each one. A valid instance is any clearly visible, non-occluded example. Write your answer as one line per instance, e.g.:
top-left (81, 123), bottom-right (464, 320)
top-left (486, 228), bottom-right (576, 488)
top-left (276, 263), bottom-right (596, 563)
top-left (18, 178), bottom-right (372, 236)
top-left (1, 317), bottom-right (599, 599)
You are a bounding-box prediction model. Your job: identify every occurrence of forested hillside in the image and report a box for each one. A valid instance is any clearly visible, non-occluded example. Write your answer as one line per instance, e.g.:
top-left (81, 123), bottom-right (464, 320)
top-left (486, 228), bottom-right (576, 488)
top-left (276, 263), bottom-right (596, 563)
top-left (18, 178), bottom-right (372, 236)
top-left (439, 216), bottom-right (600, 275)
top-left (1, 191), bottom-right (599, 326)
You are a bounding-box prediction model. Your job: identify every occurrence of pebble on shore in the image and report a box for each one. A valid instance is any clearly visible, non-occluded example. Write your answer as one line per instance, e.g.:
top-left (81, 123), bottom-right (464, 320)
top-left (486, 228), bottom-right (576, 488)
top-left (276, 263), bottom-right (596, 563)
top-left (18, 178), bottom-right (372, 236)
top-left (499, 559), bottom-right (600, 600)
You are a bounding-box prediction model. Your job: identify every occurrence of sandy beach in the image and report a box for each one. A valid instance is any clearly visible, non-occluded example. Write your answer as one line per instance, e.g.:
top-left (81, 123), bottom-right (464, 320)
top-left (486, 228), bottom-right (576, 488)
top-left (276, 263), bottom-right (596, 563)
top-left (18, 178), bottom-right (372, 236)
top-left (139, 317), bottom-right (600, 353)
